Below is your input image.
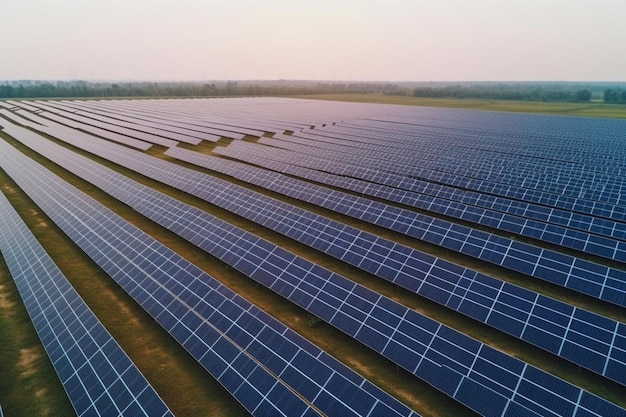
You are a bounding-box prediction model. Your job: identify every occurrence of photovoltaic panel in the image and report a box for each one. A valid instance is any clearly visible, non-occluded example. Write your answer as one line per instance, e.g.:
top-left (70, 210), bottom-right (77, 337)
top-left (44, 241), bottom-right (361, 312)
top-left (3, 117), bottom-right (625, 417)
top-left (6, 115), bottom-right (624, 389)
top-left (0, 191), bottom-right (173, 417)
top-left (0, 130), bottom-right (419, 417)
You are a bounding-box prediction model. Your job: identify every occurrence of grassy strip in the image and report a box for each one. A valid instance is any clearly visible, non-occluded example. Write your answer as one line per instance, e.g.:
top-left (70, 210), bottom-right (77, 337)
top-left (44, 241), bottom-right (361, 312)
top-left (286, 93), bottom-right (626, 119)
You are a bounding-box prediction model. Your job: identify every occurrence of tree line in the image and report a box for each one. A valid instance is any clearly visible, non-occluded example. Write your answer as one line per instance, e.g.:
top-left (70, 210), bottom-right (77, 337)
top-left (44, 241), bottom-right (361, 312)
top-left (1, 80), bottom-right (625, 104)
top-left (604, 88), bottom-right (626, 104)
top-left (0, 80), bottom-right (401, 99)
top-left (410, 83), bottom-right (626, 104)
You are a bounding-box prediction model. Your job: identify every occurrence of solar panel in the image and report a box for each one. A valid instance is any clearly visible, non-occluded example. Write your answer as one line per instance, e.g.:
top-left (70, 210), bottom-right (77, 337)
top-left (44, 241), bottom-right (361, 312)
top-left (9, 120), bottom-right (626, 417)
top-left (0, 126), bottom-right (420, 417)
top-left (0, 191), bottom-right (173, 417)
top-left (5, 115), bottom-right (624, 390)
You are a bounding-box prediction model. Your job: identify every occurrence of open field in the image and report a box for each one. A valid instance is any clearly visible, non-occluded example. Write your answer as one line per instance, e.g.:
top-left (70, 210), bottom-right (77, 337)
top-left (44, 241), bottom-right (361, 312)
top-left (288, 93), bottom-right (626, 119)
top-left (1, 97), bottom-right (626, 417)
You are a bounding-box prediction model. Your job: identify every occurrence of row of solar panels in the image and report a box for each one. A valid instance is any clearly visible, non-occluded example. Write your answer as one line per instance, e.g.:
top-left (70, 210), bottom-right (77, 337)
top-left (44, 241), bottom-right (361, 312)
top-left (235, 133), bottom-right (626, 244)
top-left (2, 96), bottom-right (620, 412)
top-left (1, 110), bottom-right (624, 416)
top-left (266, 124), bottom-right (626, 216)
top-left (266, 127), bottom-right (623, 226)
top-left (0, 121), bottom-right (420, 417)
top-left (297, 121), bottom-right (626, 188)
top-left (38, 99), bottom-right (251, 140)
top-left (68, 99), bottom-right (283, 136)
top-left (206, 143), bottom-right (626, 304)
top-left (248, 132), bottom-right (626, 224)
top-left (214, 140), bottom-right (626, 258)
top-left (0, 188), bottom-right (173, 416)
top-left (8, 107), bottom-right (625, 315)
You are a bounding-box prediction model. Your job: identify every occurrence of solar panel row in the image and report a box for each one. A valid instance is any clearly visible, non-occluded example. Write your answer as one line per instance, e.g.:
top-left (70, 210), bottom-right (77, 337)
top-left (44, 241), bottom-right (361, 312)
top-left (0, 191), bottom-right (173, 417)
top-left (6, 112), bottom-right (622, 389)
top-left (0, 108), bottom-right (45, 129)
top-left (51, 99), bottom-right (256, 139)
top-left (204, 142), bottom-right (626, 307)
top-left (253, 133), bottom-right (626, 244)
top-left (343, 113), bottom-right (626, 163)
top-left (41, 110), bottom-right (158, 149)
top-left (187, 142), bottom-right (626, 267)
top-left (258, 126), bottom-right (626, 222)
top-left (15, 107), bottom-right (182, 148)
top-left (24, 101), bottom-right (220, 143)
top-left (3, 119), bottom-right (623, 417)
top-left (70, 97), bottom-right (361, 133)
top-left (321, 125), bottom-right (626, 204)
top-left (162, 147), bottom-right (626, 382)
top-left (59, 99), bottom-right (283, 135)
top-left (0, 130), bottom-right (420, 417)
top-left (297, 121), bottom-right (626, 183)
top-left (7, 108), bottom-right (158, 149)
top-left (0, 139), bottom-right (325, 417)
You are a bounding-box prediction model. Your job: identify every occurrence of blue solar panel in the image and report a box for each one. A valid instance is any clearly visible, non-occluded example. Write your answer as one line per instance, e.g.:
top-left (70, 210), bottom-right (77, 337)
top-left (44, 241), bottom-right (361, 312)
top-left (0, 191), bottom-right (173, 417)
top-left (0, 124), bottom-right (419, 417)
top-left (2, 98), bottom-right (620, 416)
top-left (207, 140), bottom-right (626, 262)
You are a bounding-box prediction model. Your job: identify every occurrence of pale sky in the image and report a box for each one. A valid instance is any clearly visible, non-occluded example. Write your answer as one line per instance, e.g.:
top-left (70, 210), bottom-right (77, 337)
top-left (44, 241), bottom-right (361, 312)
top-left (1, 0), bottom-right (625, 82)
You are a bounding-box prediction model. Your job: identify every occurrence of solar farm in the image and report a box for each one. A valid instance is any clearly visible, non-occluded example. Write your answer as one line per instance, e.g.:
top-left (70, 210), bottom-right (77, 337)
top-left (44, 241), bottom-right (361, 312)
top-left (0, 97), bottom-right (625, 417)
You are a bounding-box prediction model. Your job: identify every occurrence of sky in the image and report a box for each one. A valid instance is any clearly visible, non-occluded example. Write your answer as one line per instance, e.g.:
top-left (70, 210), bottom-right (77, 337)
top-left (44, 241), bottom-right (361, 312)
top-left (1, 0), bottom-right (625, 82)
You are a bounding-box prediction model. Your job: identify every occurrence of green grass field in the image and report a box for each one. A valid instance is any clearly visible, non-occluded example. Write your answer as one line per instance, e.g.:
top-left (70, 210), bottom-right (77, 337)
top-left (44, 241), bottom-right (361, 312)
top-left (288, 93), bottom-right (626, 119)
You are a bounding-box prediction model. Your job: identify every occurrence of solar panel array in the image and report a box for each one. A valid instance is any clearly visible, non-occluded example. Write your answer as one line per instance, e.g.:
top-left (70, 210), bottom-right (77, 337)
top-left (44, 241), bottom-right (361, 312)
top-left (211, 139), bottom-right (626, 262)
top-left (163, 146), bottom-right (626, 382)
top-left (10, 112), bottom-right (624, 390)
top-left (0, 191), bottom-right (173, 417)
top-left (0, 121), bottom-right (420, 417)
top-left (3, 119), bottom-right (624, 417)
top-left (2, 97), bottom-right (626, 417)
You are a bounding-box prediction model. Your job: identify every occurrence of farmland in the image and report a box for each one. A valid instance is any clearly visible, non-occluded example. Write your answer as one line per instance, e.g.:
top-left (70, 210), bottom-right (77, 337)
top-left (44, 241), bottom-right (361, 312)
top-left (1, 97), bottom-right (625, 417)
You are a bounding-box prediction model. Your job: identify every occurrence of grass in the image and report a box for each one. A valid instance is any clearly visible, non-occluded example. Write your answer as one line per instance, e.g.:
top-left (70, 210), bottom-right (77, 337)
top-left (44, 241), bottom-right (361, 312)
top-left (286, 93), bottom-right (626, 119)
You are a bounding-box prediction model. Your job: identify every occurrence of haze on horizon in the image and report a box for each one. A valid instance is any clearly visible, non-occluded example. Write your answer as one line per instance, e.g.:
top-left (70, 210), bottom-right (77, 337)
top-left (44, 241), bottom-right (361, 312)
top-left (2, 0), bottom-right (625, 83)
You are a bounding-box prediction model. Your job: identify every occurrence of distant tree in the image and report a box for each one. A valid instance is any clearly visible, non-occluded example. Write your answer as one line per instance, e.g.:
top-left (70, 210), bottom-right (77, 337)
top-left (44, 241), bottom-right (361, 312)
top-left (604, 88), bottom-right (621, 103)
top-left (225, 81), bottom-right (238, 95)
top-left (574, 89), bottom-right (592, 102)
top-left (0, 84), bottom-right (15, 98)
